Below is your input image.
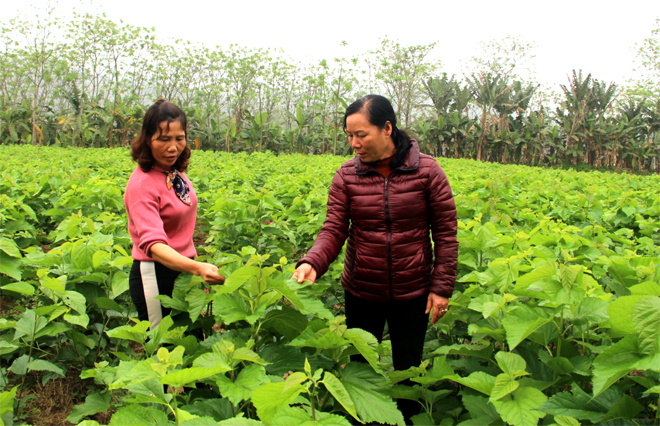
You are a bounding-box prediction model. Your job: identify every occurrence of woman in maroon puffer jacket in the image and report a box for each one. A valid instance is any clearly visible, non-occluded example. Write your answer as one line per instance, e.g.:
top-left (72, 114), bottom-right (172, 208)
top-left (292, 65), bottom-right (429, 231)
top-left (292, 94), bottom-right (458, 419)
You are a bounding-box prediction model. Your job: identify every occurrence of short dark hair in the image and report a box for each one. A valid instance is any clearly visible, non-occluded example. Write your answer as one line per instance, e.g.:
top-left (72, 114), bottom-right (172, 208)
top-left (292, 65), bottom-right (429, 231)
top-left (130, 98), bottom-right (190, 173)
top-left (343, 94), bottom-right (411, 168)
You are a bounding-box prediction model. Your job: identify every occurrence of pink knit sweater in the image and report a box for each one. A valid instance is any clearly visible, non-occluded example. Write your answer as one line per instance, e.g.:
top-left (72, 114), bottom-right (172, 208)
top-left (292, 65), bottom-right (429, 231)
top-left (124, 165), bottom-right (198, 261)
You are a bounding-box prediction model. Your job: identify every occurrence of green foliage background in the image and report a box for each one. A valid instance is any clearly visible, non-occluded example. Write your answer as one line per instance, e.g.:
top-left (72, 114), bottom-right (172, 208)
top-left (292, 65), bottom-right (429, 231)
top-left (2, 13), bottom-right (660, 172)
top-left (0, 145), bottom-right (659, 425)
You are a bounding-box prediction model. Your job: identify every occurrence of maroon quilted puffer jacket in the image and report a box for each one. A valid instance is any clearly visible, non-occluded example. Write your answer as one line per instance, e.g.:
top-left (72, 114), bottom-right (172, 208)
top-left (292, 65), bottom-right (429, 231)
top-left (297, 139), bottom-right (458, 301)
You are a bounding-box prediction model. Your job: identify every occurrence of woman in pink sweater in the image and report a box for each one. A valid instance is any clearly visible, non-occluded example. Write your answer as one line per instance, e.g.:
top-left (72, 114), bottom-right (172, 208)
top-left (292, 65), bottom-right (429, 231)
top-left (125, 99), bottom-right (224, 328)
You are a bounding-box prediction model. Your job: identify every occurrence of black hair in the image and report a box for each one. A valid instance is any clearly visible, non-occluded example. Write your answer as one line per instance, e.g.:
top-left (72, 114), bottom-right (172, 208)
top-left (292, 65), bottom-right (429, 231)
top-left (130, 98), bottom-right (190, 173)
top-left (343, 94), bottom-right (411, 169)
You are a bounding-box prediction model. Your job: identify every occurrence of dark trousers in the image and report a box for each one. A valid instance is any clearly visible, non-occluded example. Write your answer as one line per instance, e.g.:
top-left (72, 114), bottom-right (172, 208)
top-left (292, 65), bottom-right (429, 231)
top-left (129, 260), bottom-right (180, 328)
top-left (344, 290), bottom-right (428, 423)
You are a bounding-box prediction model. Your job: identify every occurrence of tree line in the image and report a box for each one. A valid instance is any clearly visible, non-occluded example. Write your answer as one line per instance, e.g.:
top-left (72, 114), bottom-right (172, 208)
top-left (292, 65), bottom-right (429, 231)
top-left (1, 10), bottom-right (660, 172)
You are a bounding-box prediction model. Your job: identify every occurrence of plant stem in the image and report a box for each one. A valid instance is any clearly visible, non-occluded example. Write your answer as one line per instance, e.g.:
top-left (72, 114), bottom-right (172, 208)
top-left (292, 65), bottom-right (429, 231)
top-left (309, 390), bottom-right (316, 421)
top-left (171, 389), bottom-right (180, 426)
top-left (95, 316), bottom-right (111, 361)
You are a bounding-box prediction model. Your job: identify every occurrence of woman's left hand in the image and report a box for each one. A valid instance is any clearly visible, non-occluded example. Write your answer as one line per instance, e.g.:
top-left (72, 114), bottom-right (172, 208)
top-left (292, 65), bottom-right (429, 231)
top-left (426, 293), bottom-right (449, 324)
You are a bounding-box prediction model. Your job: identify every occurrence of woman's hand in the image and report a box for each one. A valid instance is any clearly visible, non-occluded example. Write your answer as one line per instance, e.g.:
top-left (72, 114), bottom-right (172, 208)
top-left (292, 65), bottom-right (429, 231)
top-left (150, 243), bottom-right (225, 284)
top-left (196, 263), bottom-right (225, 285)
top-left (426, 292), bottom-right (449, 324)
top-left (292, 263), bottom-right (317, 283)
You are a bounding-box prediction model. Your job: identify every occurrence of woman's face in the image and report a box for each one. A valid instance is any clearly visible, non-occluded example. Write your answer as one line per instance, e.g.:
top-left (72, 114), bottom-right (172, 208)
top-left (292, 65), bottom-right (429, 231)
top-left (148, 120), bottom-right (187, 169)
top-left (345, 112), bottom-right (394, 163)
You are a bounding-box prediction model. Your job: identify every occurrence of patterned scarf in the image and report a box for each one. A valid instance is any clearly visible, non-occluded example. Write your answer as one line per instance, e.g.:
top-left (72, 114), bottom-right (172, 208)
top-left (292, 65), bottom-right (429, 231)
top-left (162, 169), bottom-right (191, 206)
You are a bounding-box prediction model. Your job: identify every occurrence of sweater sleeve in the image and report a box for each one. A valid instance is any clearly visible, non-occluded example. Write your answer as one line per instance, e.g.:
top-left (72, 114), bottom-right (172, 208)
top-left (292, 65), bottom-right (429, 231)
top-left (427, 162), bottom-right (459, 297)
top-left (296, 169), bottom-right (350, 277)
top-left (127, 179), bottom-right (169, 257)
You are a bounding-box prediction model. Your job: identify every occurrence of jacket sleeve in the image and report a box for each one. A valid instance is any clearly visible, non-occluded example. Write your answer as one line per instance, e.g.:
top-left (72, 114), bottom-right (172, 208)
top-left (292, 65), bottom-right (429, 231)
top-left (296, 169), bottom-right (350, 277)
top-left (427, 162), bottom-right (459, 297)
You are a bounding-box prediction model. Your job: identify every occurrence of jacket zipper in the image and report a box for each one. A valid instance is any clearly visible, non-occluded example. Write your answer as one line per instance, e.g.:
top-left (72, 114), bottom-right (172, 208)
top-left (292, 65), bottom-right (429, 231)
top-left (385, 177), bottom-right (393, 299)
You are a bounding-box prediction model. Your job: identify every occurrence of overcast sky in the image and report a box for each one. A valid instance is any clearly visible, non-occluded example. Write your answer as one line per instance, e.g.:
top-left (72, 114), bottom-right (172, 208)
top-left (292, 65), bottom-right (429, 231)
top-left (3, 0), bottom-right (659, 89)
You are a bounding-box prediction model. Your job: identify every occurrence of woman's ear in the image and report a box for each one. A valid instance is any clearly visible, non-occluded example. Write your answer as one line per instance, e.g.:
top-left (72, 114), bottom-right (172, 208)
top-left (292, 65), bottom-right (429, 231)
top-left (384, 121), bottom-right (393, 138)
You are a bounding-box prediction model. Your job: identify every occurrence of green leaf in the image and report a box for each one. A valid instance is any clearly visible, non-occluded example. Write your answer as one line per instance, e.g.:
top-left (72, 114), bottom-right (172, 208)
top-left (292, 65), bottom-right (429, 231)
top-left (95, 297), bottom-right (127, 313)
top-left (260, 344), bottom-right (332, 376)
top-left (1, 281), bottom-right (34, 296)
top-left (495, 351), bottom-right (528, 378)
top-left (218, 265), bottom-right (258, 294)
top-left (213, 294), bottom-right (252, 325)
top-left (112, 271), bottom-right (130, 298)
top-left (289, 324), bottom-right (348, 350)
top-left (144, 315), bottom-right (174, 355)
top-left (0, 252), bottom-right (22, 281)
top-left (516, 266), bottom-right (556, 288)
top-left (262, 306), bottom-right (308, 340)
top-left (0, 386), bottom-right (18, 421)
top-left (489, 373), bottom-right (520, 401)
top-left (0, 341), bottom-right (19, 356)
top-left (233, 347), bottom-right (268, 365)
top-left (632, 296), bottom-right (660, 356)
top-left (608, 295), bottom-right (646, 336)
top-left (193, 352), bottom-right (232, 371)
top-left (35, 322), bottom-right (70, 339)
top-left (491, 386), bottom-right (547, 426)
top-left (432, 342), bottom-right (493, 359)
top-left (344, 328), bottom-right (382, 374)
top-left (64, 313), bottom-right (90, 328)
top-left (502, 306), bottom-right (552, 350)
top-left (216, 364), bottom-right (268, 405)
top-left (176, 408), bottom-right (198, 423)
top-left (544, 357), bottom-right (575, 375)
top-left (109, 404), bottom-right (169, 426)
top-left (603, 394), bottom-right (644, 422)
top-left (411, 413), bottom-right (435, 425)
top-left (322, 371), bottom-right (359, 421)
top-left (157, 288), bottom-right (189, 311)
top-left (180, 398), bottom-right (233, 422)
top-left (462, 394), bottom-right (500, 424)
top-left (42, 276), bottom-right (66, 294)
top-left (66, 392), bottom-right (111, 424)
top-left (268, 279), bottom-right (306, 311)
top-left (72, 243), bottom-right (96, 270)
top-left (106, 321), bottom-right (151, 343)
top-left (540, 384), bottom-right (616, 422)
top-left (251, 381), bottom-right (305, 424)
top-left (63, 290), bottom-right (87, 314)
top-left (410, 356), bottom-right (454, 386)
top-left (572, 297), bottom-right (609, 326)
top-left (448, 371), bottom-right (496, 395)
top-left (295, 295), bottom-right (335, 320)
top-left (216, 418), bottom-right (264, 426)
top-left (272, 406), bottom-right (352, 426)
top-left (0, 237), bottom-right (22, 258)
top-left (180, 416), bottom-right (231, 426)
top-left (14, 309), bottom-right (47, 342)
top-left (629, 281), bottom-right (660, 296)
top-left (186, 288), bottom-right (211, 323)
top-left (9, 355), bottom-right (29, 375)
top-left (91, 250), bottom-right (108, 269)
top-left (592, 334), bottom-right (660, 396)
top-left (341, 363), bottom-right (404, 426)
top-left (553, 415), bottom-right (581, 426)
top-left (161, 366), bottom-right (230, 387)
top-left (468, 293), bottom-right (505, 318)
top-left (27, 359), bottom-right (64, 376)
top-left (282, 372), bottom-right (306, 392)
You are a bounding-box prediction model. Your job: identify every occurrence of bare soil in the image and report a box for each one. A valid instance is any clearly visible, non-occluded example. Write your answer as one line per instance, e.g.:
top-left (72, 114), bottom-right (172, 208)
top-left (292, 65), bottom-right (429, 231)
top-left (14, 369), bottom-right (114, 426)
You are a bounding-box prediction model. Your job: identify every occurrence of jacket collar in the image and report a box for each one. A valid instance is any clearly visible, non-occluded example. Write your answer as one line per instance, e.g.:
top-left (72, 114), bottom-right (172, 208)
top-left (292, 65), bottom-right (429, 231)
top-left (355, 138), bottom-right (420, 175)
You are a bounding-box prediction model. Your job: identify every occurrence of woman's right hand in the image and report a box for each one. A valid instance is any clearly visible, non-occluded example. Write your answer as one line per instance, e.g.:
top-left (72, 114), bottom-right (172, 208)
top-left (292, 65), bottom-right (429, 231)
top-left (197, 263), bottom-right (225, 285)
top-left (292, 263), bottom-right (317, 283)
